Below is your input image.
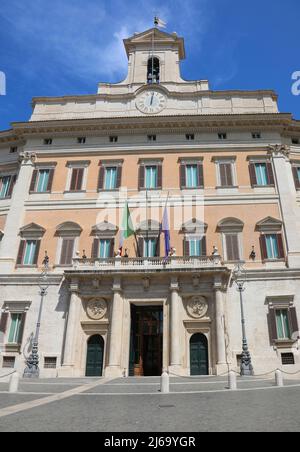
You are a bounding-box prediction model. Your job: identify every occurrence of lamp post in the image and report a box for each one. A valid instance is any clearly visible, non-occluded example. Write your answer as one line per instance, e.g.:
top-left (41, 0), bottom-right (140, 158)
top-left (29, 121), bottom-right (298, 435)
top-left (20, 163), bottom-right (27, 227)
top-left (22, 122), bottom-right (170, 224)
top-left (232, 262), bottom-right (254, 376)
top-left (23, 252), bottom-right (49, 379)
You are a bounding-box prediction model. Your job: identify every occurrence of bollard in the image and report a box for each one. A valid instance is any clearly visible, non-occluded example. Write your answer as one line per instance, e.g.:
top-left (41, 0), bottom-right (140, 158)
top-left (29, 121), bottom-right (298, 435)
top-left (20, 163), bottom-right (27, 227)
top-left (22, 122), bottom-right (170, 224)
top-left (275, 370), bottom-right (284, 387)
top-left (160, 371), bottom-right (170, 393)
top-left (229, 371), bottom-right (237, 390)
top-left (9, 372), bottom-right (19, 393)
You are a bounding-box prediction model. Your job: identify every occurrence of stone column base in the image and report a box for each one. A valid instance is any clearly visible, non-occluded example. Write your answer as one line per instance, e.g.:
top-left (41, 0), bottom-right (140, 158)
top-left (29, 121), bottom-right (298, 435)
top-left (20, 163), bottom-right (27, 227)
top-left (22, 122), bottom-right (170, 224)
top-left (215, 363), bottom-right (230, 376)
top-left (104, 366), bottom-right (124, 378)
top-left (168, 365), bottom-right (185, 377)
top-left (57, 366), bottom-right (82, 378)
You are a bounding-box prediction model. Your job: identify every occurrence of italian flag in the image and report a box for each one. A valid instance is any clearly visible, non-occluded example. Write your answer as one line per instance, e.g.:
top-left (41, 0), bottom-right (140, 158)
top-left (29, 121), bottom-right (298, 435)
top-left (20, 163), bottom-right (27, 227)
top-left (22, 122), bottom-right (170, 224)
top-left (119, 201), bottom-right (134, 253)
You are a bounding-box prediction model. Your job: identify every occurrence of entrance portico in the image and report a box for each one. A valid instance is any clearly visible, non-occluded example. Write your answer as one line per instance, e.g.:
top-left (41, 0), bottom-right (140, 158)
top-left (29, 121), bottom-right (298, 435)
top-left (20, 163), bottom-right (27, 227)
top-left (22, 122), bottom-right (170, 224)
top-left (62, 256), bottom-right (231, 378)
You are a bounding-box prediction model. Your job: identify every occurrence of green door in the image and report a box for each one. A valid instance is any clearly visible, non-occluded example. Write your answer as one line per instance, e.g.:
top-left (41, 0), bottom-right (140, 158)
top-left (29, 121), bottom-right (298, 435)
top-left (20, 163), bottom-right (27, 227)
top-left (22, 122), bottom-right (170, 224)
top-left (190, 333), bottom-right (209, 376)
top-left (86, 335), bottom-right (104, 377)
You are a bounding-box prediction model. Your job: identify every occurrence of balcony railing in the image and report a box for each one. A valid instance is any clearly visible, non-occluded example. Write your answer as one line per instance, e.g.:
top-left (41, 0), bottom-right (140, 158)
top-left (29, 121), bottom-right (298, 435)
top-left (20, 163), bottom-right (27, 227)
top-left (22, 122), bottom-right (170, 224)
top-left (72, 255), bottom-right (223, 272)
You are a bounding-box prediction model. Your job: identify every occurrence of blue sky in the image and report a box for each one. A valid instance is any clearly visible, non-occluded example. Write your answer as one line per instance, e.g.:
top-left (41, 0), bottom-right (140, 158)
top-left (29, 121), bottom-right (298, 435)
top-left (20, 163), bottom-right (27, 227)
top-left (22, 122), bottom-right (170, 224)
top-left (0, 0), bottom-right (299, 131)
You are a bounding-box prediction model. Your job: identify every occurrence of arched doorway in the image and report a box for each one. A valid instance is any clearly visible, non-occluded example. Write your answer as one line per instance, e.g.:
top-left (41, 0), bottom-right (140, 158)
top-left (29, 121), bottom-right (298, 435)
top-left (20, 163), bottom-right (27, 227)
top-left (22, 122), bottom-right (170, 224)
top-left (86, 335), bottom-right (104, 377)
top-left (190, 333), bottom-right (209, 376)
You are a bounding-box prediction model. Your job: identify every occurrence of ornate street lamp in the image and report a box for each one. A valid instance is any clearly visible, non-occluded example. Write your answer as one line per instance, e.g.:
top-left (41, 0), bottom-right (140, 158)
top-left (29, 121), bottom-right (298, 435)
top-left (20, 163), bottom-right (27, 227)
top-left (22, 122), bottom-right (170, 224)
top-left (23, 252), bottom-right (50, 378)
top-left (232, 262), bottom-right (254, 376)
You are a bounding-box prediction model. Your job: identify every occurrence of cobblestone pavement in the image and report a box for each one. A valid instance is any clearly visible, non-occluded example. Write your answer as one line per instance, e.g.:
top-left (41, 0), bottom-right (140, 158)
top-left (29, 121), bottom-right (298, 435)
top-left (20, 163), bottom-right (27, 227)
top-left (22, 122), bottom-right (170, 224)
top-left (0, 376), bottom-right (299, 432)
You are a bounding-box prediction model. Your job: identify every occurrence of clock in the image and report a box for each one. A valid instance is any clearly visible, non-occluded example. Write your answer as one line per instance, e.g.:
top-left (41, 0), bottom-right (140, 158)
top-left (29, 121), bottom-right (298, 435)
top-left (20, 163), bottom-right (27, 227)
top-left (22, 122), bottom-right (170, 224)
top-left (136, 90), bottom-right (167, 114)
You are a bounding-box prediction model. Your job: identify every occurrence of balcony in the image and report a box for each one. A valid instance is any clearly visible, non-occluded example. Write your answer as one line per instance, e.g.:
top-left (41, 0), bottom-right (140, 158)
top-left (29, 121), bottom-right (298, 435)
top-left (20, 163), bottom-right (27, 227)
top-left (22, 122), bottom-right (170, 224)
top-left (71, 255), bottom-right (223, 273)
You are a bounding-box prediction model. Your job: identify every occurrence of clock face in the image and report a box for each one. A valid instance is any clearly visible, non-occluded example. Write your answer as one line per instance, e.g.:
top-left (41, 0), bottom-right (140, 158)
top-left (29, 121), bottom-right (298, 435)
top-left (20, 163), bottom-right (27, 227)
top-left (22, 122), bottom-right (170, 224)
top-left (136, 91), bottom-right (167, 114)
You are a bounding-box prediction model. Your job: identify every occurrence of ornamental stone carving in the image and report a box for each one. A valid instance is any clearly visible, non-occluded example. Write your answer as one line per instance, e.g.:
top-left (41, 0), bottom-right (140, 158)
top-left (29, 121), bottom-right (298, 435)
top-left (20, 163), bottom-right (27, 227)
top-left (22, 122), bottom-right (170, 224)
top-left (267, 144), bottom-right (290, 158)
top-left (86, 299), bottom-right (107, 320)
top-left (187, 296), bottom-right (208, 319)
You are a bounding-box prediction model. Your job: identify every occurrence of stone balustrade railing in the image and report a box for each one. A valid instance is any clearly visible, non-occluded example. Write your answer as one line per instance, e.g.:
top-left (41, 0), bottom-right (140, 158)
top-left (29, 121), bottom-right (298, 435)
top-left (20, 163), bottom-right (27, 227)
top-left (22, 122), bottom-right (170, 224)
top-left (72, 255), bottom-right (223, 271)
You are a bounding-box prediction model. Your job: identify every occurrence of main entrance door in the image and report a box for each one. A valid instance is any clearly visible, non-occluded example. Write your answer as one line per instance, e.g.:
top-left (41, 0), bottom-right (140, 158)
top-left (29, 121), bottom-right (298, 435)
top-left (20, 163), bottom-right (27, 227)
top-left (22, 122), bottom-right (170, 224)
top-left (86, 335), bottom-right (104, 377)
top-left (190, 333), bottom-right (209, 376)
top-left (129, 306), bottom-right (163, 376)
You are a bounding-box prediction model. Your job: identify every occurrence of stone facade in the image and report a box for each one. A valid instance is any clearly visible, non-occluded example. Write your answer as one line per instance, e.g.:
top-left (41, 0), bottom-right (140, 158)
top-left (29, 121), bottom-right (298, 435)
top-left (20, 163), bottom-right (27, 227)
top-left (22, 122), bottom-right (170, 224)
top-left (0, 28), bottom-right (300, 378)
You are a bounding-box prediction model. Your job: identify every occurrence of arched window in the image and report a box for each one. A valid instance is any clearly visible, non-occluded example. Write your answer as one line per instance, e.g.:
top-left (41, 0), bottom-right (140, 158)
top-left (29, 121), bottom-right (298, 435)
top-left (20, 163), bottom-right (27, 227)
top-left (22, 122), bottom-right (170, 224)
top-left (147, 57), bottom-right (160, 84)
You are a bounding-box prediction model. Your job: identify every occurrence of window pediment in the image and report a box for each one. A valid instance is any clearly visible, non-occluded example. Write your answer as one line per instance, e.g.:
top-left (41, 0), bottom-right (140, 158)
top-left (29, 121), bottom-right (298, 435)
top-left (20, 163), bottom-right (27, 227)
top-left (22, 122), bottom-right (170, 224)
top-left (181, 219), bottom-right (208, 235)
top-left (91, 222), bottom-right (118, 237)
top-left (56, 222), bottom-right (82, 237)
top-left (136, 220), bottom-right (160, 236)
top-left (217, 218), bottom-right (244, 233)
top-left (19, 223), bottom-right (46, 239)
top-left (256, 217), bottom-right (282, 232)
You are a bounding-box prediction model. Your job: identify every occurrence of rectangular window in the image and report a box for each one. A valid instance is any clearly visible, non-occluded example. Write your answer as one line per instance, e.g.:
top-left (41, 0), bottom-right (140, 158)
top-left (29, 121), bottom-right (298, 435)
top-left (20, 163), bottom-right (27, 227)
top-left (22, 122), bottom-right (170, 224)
top-left (297, 168), bottom-right (300, 182)
top-left (186, 134), bottom-right (195, 141)
top-left (252, 132), bottom-right (261, 139)
top-left (8, 314), bottom-right (23, 344)
top-left (255, 163), bottom-right (268, 186)
top-left (218, 133), bottom-right (227, 140)
top-left (281, 353), bottom-right (295, 365)
top-left (77, 137), bottom-right (86, 144)
top-left (144, 238), bottom-right (157, 257)
top-left (186, 165), bottom-right (198, 188)
top-left (23, 241), bottom-right (38, 265)
top-left (2, 357), bottom-right (15, 368)
top-left (276, 309), bottom-right (291, 340)
top-left (189, 239), bottom-right (201, 257)
top-left (44, 138), bottom-right (53, 145)
top-left (99, 239), bottom-right (112, 258)
top-left (219, 163), bottom-right (234, 187)
top-left (70, 168), bottom-right (84, 191)
top-left (0, 176), bottom-right (12, 198)
top-left (44, 357), bottom-right (57, 369)
top-left (104, 167), bottom-right (117, 190)
top-left (225, 234), bottom-right (240, 261)
top-left (60, 239), bottom-right (75, 266)
top-left (36, 170), bottom-right (50, 193)
top-left (10, 147), bottom-right (18, 154)
top-left (292, 138), bottom-right (299, 145)
top-left (265, 234), bottom-right (279, 259)
top-left (145, 166), bottom-right (158, 189)
top-left (109, 136), bottom-right (118, 143)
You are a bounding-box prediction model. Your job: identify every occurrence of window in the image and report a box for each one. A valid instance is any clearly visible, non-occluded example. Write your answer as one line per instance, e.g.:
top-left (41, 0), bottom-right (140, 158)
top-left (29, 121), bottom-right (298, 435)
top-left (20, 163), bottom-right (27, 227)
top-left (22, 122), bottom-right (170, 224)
top-left (147, 57), bottom-right (160, 84)
top-left (265, 234), bottom-right (280, 259)
top-left (2, 357), bottom-right (15, 368)
top-left (44, 138), bottom-right (53, 145)
top-left (17, 240), bottom-right (40, 266)
top-left (8, 314), bottom-right (23, 344)
top-left (249, 161), bottom-right (274, 187)
top-left (9, 146), bottom-right (18, 154)
top-left (145, 166), bottom-right (158, 189)
top-left (218, 162), bottom-right (234, 187)
top-left (186, 134), bottom-right (195, 141)
top-left (109, 136), bottom-right (118, 143)
top-left (77, 137), bottom-right (86, 144)
top-left (139, 163), bottom-right (162, 190)
top-left (147, 135), bottom-right (157, 142)
top-left (292, 138), bottom-right (299, 145)
top-left (180, 162), bottom-right (203, 189)
top-left (70, 168), bottom-right (84, 191)
top-left (30, 169), bottom-right (54, 193)
top-left (144, 238), bottom-right (157, 257)
top-left (98, 163), bottom-right (122, 191)
top-left (60, 239), bottom-right (75, 266)
top-left (292, 165), bottom-right (300, 189)
top-left (189, 239), bottom-right (201, 257)
top-left (184, 236), bottom-right (207, 257)
top-left (0, 175), bottom-right (16, 199)
top-left (104, 167), bottom-right (117, 190)
top-left (44, 357), bottom-right (57, 369)
top-left (252, 132), bottom-right (261, 139)
top-left (225, 233), bottom-right (240, 261)
top-left (218, 133), bottom-right (227, 140)
top-left (276, 309), bottom-right (291, 340)
top-left (281, 353), bottom-right (295, 365)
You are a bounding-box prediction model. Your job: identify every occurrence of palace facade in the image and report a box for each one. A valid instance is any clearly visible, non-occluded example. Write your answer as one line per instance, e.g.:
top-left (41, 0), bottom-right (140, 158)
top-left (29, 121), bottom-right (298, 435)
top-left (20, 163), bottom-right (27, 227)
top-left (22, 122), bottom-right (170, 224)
top-left (1, 28), bottom-right (300, 378)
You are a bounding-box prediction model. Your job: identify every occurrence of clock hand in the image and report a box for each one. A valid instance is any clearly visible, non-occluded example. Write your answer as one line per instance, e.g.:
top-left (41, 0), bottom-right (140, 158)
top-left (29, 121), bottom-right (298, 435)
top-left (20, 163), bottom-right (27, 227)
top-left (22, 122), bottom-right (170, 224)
top-left (150, 93), bottom-right (154, 106)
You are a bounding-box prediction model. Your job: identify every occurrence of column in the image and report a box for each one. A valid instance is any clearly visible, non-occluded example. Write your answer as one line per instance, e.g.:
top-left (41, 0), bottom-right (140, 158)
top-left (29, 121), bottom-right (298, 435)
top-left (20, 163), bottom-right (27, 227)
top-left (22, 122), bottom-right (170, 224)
top-left (0, 152), bottom-right (36, 273)
top-left (105, 277), bottom-right (124, 378)
top-left (269, 145), bottom-right (300, 267)
top-left (62, 279), bottom-right (81, 373)
top-left (169, 277), bottom-right (181, 370)
top-left (214, 287), bottom-right (227, 366)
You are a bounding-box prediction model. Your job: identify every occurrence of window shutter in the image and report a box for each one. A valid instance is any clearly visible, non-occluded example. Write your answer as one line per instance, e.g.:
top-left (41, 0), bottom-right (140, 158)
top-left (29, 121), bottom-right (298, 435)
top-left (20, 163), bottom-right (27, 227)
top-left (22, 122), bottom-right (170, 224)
top-left (266, 162), bottom-right (275, 186)
top-left (268, 307), bottom-right (278, 343)
top-left (0, 312), bottom-right (8, 333)
top-left (225, 164), bottom-right (233, 186)
top-left (116, 166), bottom-right (122, 189)
top-left (70, 169), bottom-right (78, 191)
top-left (76, 168), bottom-right (84, 191)
top-left (138, 237), bottom-right (144, 257)
top-left (155, 236), bottom-right (160, 257)
top-left (219, 164), bottom-right (227, 186)
top-left (157, 165), bottom-right (162, 189)
top-left (289, 307), bottom-right (299, 337)
top-left (292, 167), bottom-right (300, 189)
top-left (60, 239), bottom-right (74, 265)
top-left (98, 166), bottom-right (105, 190)
top-left (198, 164), bottom-right (204, 188)
top-left (7, 175), bottom-right (17, 198)
top-left (226, 234), bottom-right (240, 261)
top-left (91, 239), bottom-right (100, 259)
top-left (260, 235), bottom-right (268, 261)
top-left (33, 240), bottom-right (40, 265)
top-left (184, 239), bottom-right (190, 257)
top-left (16, 240), bottom-right (26, 265)
top-left (276, 234), bottom-right (285, 259)
top-left (18, 313), bottom-right (27, 345)
top-left (249, 163), bottom-right (257, 187)
top-left (201, 236), bottom-right (207, 256)
top-left (180, 164), bottom-right (186, 189)
top-left (47, 169), bottom-right (54, 192)
top-left (30, 170), bottom-right (38, 192)
top-left (109, 239), bottom-right (115, 258)
top-left (138, 166), bottom-right (145, 190)
top-left (60, 240), bottom-right (68, 265)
